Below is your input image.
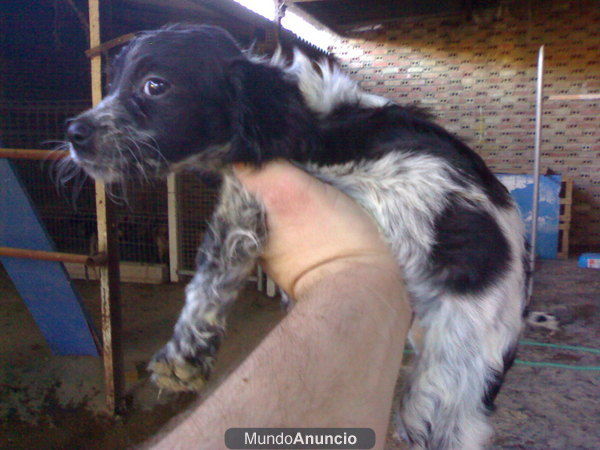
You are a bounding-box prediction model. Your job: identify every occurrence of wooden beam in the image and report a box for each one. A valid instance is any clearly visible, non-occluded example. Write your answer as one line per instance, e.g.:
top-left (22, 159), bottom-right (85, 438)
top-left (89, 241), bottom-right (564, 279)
top-left (65, 261), bottom-right (169, 284)
top-left (548, 94), bottom-right (600, 101)
top-left (124, 0), bottom-right (222, 19)
top-left (88, 0), bottom-right (125, 416)
top-left (85, 32), bottom-right (136, 58)
top-left (283, 0), bottom-right (339, 42)
top-left (0, 148), bottom-right (68, 160)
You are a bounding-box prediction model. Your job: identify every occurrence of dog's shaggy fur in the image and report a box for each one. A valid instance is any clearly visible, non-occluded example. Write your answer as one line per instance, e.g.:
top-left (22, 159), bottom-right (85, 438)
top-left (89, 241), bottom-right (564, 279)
top-left (66, 24), bottom-right (527, 449)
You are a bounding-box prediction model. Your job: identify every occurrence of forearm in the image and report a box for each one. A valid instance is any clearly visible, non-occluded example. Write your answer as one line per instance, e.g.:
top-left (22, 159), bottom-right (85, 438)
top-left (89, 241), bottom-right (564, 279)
top-left (150, 258), bottom-right (410, 449)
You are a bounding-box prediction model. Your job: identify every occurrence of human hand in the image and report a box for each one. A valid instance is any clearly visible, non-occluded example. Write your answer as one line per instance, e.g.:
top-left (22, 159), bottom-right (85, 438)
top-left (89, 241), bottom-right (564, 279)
top-left (233, 160), bottom-right (399, 300)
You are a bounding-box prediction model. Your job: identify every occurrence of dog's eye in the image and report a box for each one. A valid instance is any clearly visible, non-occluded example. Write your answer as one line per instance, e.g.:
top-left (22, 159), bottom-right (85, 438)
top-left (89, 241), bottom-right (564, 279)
top-left (143, 78), bottom-right (169, 96)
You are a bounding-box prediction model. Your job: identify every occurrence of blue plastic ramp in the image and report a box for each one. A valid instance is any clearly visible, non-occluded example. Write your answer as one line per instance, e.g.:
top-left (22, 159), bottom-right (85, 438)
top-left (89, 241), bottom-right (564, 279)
top-left (0, 158), bottom-right (99, 355)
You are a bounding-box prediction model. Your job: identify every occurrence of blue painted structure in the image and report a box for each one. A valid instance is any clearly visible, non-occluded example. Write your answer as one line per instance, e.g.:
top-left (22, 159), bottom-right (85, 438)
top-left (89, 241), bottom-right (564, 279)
top-left (0, 158), bottom-right (99, 355)
top-left (497, 173), bottom-right (561, 260)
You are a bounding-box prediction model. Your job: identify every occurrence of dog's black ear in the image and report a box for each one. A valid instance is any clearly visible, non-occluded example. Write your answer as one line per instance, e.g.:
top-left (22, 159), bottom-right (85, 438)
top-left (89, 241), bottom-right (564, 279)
top-left (227, 59), bottom-right (318, 164)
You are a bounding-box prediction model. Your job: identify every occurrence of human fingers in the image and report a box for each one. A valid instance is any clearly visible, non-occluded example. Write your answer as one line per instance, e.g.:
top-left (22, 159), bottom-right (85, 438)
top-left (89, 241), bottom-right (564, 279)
top-left (233, 161), bottom-right (396, 298)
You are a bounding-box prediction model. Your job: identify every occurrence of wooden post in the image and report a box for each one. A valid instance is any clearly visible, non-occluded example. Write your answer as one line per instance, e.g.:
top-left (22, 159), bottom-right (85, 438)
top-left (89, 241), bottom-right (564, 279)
top-left (167, 173), bottom-right (180, 282)
top-left (88, 0), bottom-right (125, 415)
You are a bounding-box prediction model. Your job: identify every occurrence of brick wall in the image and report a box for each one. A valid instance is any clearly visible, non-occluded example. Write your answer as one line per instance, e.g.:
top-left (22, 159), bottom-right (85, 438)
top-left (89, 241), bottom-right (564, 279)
top-left (331, 1), bottom-right (599, 250)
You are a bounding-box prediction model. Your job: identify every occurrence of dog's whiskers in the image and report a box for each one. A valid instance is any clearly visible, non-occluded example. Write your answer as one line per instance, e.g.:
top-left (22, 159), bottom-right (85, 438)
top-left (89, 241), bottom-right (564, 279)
top-left (47, 142), bottom-right (90, 209)
top-left (133, 128), bottom-right (167, 164)
top-left (123, 135), bottom-right (152, 184)
top-left (120, 126), bottom-right (167, 180)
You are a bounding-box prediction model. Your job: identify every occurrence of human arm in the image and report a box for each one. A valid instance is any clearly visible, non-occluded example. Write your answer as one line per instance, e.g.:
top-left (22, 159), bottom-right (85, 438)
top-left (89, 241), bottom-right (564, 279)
top-left (149, 161), bottom-right (411, 449)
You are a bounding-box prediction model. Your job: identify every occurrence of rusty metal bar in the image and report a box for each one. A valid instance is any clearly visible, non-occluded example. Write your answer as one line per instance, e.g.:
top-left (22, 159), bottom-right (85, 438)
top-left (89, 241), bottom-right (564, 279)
top-left (0, 148), bottom-right (68, 161)
top-left (0, 247), bottom-right (107, 266)
top-left (85, 32), bottom-right (136, 58)
top-left (88, 0), bottom-right (125, 416)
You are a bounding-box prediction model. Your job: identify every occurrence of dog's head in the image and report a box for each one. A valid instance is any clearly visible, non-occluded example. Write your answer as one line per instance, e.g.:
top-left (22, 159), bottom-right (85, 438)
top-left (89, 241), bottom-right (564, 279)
top-left (66, 24), bottom-right (318, 183)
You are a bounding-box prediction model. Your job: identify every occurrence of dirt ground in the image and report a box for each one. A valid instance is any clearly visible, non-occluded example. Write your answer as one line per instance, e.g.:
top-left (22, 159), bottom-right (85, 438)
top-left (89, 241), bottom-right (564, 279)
top-left (0, 258), bottom-right (598, 449)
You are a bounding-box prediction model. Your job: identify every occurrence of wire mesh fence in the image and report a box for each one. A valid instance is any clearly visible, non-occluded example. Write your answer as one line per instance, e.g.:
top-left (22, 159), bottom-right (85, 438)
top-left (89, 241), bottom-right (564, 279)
top-left (0, 99), bottom-right (89, 149)
top-left (1, 99), bottom-right (217, 273)
top-left (178, 173), bottom-right (220, 272)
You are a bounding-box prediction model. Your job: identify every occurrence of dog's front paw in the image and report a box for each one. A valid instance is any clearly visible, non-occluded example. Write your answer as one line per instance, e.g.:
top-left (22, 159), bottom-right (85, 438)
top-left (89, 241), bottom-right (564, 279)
top-left (148, 346), bottom-right (213, 392)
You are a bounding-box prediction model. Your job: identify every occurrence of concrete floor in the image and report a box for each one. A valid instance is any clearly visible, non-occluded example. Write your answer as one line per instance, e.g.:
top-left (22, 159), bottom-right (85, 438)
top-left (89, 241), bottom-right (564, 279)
top-left (0, 259), bottom-right (598, 449)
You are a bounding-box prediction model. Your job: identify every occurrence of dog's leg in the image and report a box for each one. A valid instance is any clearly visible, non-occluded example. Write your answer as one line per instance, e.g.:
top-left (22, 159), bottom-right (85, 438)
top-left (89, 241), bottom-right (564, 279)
top-left (149, 174), bottom-right (266, 391)
top-left (398, 292), bottom-right (522, 449)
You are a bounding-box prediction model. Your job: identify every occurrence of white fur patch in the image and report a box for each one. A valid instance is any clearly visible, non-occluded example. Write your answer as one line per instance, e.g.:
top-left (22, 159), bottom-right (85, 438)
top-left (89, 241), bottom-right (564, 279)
top-left (272, 49), bottom-right (390, 117)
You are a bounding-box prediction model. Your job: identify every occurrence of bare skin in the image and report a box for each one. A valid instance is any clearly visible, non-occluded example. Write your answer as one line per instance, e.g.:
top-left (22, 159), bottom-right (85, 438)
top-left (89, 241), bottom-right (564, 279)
top-left (149, 161), bottom-right (411, 449)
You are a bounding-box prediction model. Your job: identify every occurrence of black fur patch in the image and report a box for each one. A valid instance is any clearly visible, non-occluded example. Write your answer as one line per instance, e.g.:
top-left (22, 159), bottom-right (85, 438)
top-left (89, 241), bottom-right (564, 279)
top-left (430, 199), bottom-right (511, 294)
top-left (483, 343), bottom-right (518, 413)
top-left (227, 59), bottom-right (320, 164)
top-left (316, 104), bottom-right (512, 207)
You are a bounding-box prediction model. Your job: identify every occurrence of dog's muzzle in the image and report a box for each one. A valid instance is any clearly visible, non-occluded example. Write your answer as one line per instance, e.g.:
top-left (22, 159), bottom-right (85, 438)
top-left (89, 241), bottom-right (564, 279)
top-left (67, 118), bottom-right (97, 157)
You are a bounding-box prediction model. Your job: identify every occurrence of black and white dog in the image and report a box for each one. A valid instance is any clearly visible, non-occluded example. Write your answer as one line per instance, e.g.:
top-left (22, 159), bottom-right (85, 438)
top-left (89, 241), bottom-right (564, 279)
top-left (65, 24), bottom-right (527, 449)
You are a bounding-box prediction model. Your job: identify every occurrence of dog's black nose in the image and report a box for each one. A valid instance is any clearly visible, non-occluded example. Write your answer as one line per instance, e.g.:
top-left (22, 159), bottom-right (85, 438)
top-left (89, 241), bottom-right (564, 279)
top-left (67, 119), bottom-right (95, 150)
